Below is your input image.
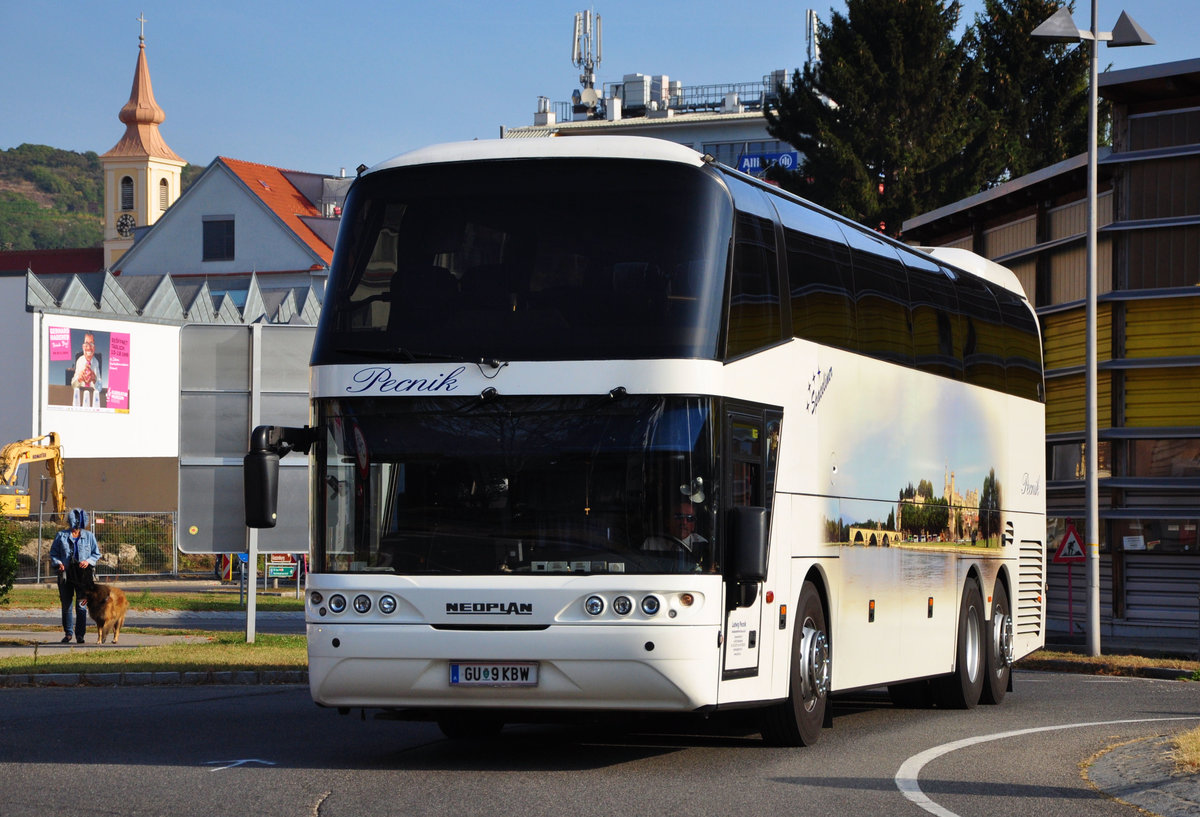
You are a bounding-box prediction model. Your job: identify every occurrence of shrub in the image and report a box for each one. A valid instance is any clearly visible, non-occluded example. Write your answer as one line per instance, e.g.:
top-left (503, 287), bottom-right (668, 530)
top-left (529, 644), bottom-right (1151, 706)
top-left (0, 519), bottom-right (21, 601)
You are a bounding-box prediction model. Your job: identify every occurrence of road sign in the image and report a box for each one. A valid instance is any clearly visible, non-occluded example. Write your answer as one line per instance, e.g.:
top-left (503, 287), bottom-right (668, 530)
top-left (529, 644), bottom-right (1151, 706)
top-left (1054, 523), bottom-right (1086, 563)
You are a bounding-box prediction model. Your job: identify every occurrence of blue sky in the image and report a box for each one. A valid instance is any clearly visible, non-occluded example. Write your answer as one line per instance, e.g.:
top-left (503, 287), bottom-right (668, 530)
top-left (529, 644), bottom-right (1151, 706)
top-left (2, 1), bottom-right (1192, 175)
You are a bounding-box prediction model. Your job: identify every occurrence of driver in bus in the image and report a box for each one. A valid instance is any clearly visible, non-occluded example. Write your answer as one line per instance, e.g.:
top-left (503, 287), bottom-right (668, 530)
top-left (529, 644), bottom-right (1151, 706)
top-left (643, 500), bottom-right (708, 562)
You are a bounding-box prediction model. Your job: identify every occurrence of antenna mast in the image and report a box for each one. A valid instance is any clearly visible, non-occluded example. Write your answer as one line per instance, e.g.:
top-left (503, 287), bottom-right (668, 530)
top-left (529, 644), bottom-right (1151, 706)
top-left (572, 10), bottom-right (602, 90)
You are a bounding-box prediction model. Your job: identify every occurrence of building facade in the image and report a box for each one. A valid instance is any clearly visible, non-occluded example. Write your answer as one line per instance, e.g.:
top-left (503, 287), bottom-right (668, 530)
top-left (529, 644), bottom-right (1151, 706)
top-left (903, 59), bottom-right (1200, 646)
top-left (504, 70), bottom-right (799, 178)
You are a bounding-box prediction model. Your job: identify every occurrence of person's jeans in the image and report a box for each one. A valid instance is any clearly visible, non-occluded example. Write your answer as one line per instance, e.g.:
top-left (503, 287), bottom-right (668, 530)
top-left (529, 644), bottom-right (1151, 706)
top-left (57, 563), bottom-right (93, 640)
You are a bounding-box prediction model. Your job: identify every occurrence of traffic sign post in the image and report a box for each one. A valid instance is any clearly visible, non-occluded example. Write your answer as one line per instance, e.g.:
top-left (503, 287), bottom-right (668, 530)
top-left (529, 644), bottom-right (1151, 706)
top-left (1054, 523), bottom-right (1087, 637)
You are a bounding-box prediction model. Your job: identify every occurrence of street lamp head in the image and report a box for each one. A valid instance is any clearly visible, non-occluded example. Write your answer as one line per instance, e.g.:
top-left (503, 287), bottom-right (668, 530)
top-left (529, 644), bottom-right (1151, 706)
top-left (1109, 11), bottom-right (1156, 47)
top-left (1031, 6), bottom-right (1082, 42)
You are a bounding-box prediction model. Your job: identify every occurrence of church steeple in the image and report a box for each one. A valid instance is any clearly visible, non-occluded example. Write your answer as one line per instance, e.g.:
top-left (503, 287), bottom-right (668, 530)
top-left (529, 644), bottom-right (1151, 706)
top-left (102, 17), bottom-right (183, 164)
top-left (102, 15), bottom-right (186, 270)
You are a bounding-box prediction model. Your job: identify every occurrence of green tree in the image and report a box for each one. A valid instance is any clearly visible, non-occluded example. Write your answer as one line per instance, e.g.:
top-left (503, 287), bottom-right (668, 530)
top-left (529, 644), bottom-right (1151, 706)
top-left (765, 0), bottom-right (990, 235)
top-left (0, 519), bottom-right (20, 602)
top-left (970, 0), bottom-right (1093, 182)
top-left (979, 468), bottom-right (1002, 542)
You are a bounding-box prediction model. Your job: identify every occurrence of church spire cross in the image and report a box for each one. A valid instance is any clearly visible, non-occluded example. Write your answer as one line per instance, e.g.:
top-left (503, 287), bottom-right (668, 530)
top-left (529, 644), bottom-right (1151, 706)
top-left (137, 12), bottom-right (147, 42)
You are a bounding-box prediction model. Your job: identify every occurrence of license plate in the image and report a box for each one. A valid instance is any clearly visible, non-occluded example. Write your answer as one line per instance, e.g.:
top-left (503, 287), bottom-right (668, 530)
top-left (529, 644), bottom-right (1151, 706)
top-left (449, 662), bottom-right (538, 687)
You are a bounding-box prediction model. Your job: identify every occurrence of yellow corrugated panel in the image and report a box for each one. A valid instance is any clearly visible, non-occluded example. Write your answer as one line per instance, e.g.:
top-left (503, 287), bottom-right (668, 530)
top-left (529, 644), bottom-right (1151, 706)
top-left (1125, 299), bottom-right (1200, 358)
top-left (1045, 372), bottom-right (1113, 433)
top-left (1124, 368), bottom-right (1200, 426)
top-left (1042, 305), bottom-right (1113, 370)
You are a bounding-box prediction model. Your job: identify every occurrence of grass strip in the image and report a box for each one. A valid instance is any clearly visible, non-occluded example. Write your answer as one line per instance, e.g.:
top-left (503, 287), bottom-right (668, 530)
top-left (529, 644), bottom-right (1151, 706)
top-left (2, 585), bottom-right (304, 613)
top-left (1172, 725), bottom-right (1200, 772)
top-left (0, 631), bottom-right (306, 675)
top-left (1017, 648), bottom-right (1200, 679)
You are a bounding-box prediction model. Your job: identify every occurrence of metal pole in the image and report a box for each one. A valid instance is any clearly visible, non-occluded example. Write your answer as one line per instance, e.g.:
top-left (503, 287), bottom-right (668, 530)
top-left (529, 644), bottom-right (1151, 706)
top-left (1085, 0), bottom-right (1102, 658)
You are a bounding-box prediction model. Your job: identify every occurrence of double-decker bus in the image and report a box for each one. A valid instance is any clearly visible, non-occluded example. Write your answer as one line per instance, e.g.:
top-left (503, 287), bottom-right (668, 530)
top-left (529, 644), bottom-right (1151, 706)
top-left (245, 136), bottom-right (1045, 745)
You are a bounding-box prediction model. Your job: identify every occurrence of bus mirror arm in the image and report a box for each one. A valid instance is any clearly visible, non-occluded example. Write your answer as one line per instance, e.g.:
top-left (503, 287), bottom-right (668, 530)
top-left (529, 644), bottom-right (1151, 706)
top-left (244, 425), bottom-right (317, 529)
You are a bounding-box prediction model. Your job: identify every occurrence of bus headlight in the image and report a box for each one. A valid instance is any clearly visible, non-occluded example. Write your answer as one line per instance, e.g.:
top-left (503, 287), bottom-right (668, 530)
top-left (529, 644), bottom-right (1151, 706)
top-left (584, 595), bottom-right (605, 616)
top-left (379, 595), bottom-right (397, 615)
top-left (613, 595), bottom-right (633, 616)
top-left (309, 591), bottom-right (324, 605)
top-left (641, 595), bottom-right (661, 616)
top-left (328, 594), bottom-right (347, 614)
top-left (353, 594), bottom-right (372, 614)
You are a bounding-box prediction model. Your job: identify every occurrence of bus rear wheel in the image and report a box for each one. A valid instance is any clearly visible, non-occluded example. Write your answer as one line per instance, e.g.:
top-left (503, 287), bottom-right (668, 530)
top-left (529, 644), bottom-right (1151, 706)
top-left (935, 580), bottom-right (985, 709)
top-left (761, 580), bottom-right (830, 746)
top-left (981, 581), bottom-right (1013, 705)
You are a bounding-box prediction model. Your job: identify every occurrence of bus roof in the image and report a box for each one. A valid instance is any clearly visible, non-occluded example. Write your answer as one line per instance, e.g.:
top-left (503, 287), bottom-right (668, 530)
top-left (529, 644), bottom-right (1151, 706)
top-left (919, 247), bottom-right (1030, 300)
top-left (367, 136), bottom-right (708, 174)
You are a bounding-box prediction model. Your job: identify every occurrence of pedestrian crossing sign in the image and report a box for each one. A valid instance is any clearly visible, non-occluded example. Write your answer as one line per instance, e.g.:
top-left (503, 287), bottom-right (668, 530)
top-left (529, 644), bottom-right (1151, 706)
top-left (1054, 523), bottom-right (1086, 563)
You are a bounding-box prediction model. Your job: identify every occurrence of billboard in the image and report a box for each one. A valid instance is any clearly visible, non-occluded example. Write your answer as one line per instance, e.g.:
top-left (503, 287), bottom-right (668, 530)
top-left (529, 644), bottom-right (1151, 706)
top-left (47, 325), bottom-right (131, 412)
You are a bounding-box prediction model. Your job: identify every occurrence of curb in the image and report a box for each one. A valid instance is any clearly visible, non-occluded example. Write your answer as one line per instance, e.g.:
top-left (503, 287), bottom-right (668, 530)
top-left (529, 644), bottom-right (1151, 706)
top-left (0, 669), bottom-right (308, 688)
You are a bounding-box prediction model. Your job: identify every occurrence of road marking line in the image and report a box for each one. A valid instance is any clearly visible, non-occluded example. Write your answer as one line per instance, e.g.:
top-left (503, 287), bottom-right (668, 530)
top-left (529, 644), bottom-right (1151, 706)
top-left (895, 716), bottom-right (1200, 817)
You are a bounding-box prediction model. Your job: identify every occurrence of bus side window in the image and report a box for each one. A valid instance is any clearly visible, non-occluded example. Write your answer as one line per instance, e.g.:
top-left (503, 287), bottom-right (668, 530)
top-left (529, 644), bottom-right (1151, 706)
top-left (727, 211), bottom-right (783, 359)
top-left (995, 288), bottom-right (1044, 402)
top-left (899, 247), bottom-right (962, 381)
top-left (841, 227), bottom-right (914, 368)
top-left (957, 275), bottom-right (1008, 393)
top-left (772, 196), bottom-right (858, 353)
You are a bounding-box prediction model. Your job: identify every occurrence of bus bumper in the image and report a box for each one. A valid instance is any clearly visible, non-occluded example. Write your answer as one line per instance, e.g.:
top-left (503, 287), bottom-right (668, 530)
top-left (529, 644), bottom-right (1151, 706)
top-left (306, 622), bottom-right (722, 712)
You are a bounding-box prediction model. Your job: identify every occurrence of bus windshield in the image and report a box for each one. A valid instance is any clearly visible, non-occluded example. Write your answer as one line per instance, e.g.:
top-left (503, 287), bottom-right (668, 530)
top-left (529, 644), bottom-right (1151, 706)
top-left (316, 394), bottom-right (718, 576)
top-left (314, 159), bottom-right (731, 364)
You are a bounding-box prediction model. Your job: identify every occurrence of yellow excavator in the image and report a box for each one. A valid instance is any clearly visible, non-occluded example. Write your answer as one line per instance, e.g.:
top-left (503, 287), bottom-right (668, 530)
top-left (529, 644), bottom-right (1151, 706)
top-left (0, 432), bottom-right (67, 518)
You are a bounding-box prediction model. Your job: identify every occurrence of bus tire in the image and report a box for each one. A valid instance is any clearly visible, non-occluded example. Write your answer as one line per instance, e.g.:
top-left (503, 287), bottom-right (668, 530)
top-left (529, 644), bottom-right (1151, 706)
top-left (981, 581), bottom-right (1013, 705)
top-left (935, 580), bottom-right (985, 709)
top-left (761, 580), bottom-right (830, 746)
top-left (436, 713), bottom-right (504, 740)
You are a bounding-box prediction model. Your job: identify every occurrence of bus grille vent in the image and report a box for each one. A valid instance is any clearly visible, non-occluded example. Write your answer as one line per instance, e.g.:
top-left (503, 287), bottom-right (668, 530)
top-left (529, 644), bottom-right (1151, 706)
top-left (1016, 539), bottom-right (1044, 636)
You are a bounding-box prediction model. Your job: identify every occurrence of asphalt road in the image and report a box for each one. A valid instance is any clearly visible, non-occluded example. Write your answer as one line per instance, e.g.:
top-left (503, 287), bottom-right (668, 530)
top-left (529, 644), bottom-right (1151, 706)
top-left (2, 671), bottom-right (1198, 817)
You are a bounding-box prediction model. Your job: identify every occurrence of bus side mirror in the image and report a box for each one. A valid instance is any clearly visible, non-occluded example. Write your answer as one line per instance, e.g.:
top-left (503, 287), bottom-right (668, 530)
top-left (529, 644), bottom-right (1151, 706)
top-left (244, 424), bottom-right (318, 528)
top-left (730, 505), bottom-right (769, 582)
top-left (244, 447), bottom-right (280, 528)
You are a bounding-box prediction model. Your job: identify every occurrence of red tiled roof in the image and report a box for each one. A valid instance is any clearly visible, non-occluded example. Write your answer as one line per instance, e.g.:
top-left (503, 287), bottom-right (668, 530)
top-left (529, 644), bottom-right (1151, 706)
top-left (220, 157), bottom-right (334, 265)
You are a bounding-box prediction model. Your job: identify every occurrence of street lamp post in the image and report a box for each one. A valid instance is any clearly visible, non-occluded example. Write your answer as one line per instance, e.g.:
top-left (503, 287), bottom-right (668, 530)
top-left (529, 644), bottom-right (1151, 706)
top-left (1032, 2), bottom-right (1153, 657)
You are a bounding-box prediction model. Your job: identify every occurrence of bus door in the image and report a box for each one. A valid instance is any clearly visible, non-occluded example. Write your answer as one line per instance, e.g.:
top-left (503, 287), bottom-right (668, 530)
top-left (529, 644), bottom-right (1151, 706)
top-left (721, 406), bottom-right (781, 679)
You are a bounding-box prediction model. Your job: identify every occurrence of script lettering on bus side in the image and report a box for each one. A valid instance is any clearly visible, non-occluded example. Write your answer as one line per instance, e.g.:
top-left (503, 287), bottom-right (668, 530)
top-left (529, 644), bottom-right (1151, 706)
top-left (345, 365), bottom-right (467, 395)
top-left (806, 366), bottom-right (833, 415)
top-left (446, 601), bottom-right (534, 615)
top-left (1021, 473), bottom-right (1041, 496)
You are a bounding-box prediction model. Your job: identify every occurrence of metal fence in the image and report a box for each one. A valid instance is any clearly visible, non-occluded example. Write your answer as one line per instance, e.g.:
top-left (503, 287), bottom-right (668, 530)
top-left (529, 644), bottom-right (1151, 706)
top-left (11, 511), bottom-right (217, 582)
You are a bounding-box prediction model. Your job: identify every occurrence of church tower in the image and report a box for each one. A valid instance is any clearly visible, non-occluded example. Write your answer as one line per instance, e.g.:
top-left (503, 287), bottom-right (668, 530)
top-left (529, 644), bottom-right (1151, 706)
top-left (101, 17), bottom-right (186, 269)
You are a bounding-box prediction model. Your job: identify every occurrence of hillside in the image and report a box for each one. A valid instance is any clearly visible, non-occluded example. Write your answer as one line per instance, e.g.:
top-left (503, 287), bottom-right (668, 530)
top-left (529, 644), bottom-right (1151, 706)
top-left (0, 144), bottom-right (104, 251)
top-left (0, 144), bottom-right (203, 252)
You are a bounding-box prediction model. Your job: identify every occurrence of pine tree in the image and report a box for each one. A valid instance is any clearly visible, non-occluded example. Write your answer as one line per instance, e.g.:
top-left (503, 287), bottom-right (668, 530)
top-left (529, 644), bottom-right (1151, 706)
top-left (970, 0), bottom-right (1092, 182)
top-left (765, 0), bottom-right (989, 236)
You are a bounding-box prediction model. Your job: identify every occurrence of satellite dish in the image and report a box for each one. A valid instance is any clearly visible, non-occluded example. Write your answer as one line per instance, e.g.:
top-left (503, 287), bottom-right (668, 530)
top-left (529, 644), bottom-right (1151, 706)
top-left (581, 87), bottom-right (600, 108)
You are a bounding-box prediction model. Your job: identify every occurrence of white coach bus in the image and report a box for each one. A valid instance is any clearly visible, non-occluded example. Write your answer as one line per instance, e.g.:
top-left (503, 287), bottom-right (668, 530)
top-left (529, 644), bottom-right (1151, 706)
top-left (245, 136), bottom-right (1045, 745)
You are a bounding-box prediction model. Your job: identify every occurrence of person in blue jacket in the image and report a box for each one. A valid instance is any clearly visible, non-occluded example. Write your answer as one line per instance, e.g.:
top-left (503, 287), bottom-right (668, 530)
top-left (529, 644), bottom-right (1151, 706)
top-left (50, 508), bottom-right (102, 644)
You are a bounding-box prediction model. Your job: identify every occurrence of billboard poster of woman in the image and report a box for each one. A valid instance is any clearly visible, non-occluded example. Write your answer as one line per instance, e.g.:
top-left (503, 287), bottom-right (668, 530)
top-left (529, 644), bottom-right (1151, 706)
top-left (46, 325), bottom-right (131, 412)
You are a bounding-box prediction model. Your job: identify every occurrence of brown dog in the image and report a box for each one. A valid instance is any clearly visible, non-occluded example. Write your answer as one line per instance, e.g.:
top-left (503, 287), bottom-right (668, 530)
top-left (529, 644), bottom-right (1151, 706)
top-left (84, 583), bottom-right (129, 644)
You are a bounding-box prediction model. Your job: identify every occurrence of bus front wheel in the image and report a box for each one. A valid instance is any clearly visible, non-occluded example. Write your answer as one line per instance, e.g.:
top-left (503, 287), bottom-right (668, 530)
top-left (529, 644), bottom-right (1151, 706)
top-left (981, 581), bottom-right (1013, 705)
top-left (761, 580), bottom-right (830, 746)
top-left (935, 581), bottom-right (985, 709)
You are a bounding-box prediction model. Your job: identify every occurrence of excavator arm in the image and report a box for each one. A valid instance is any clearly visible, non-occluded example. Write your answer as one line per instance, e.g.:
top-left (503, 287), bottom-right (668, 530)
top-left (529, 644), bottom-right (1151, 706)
top-left (0, 432), bottom-right (67, 517)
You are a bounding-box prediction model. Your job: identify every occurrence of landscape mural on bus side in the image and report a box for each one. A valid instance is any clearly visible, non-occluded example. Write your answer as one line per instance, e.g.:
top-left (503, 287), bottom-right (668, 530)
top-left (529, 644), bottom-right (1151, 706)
top-left (809, 359), bottom-right (1013, 552)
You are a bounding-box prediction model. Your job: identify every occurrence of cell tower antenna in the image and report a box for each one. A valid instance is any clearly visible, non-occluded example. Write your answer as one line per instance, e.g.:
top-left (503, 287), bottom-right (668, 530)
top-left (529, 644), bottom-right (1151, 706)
top-left (806, 8), bottom-right (821, 70)
top-left (572, 9), bottom-right (602, 90)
